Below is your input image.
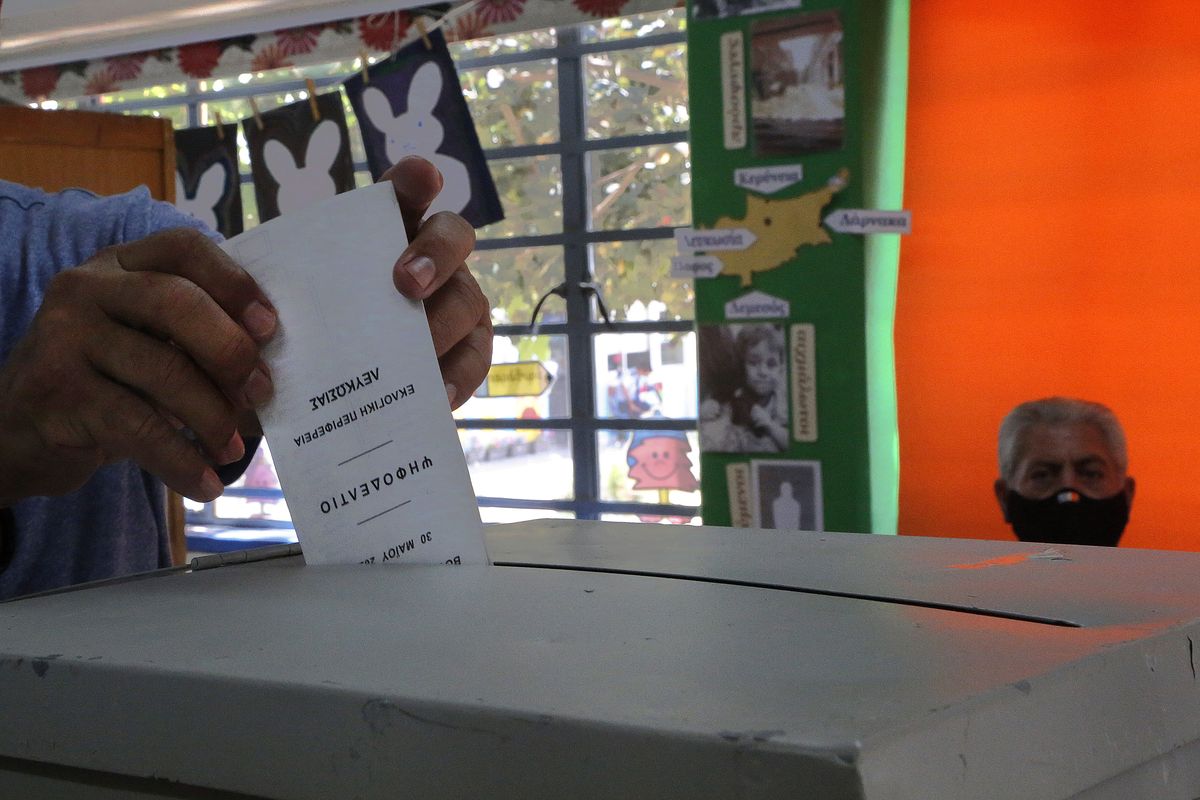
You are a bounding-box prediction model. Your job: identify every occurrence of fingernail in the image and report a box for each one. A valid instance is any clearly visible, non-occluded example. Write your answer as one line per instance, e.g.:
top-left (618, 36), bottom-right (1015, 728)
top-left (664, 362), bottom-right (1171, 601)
top-left (445, 383), bottom-right (457, 406)
top-left (243, 301), bottom-right (277, 342)
top-left (242, 367), bottom-right (273, 407)
top-left (219, 431), bottom-right (245, 464)
top-left (200, 469), bottom-right (223, 501)
top-left (400, 253), bottom-right (435, 290)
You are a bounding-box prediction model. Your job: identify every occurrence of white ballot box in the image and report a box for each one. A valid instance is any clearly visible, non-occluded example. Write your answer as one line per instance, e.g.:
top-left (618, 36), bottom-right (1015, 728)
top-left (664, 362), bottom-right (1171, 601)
top-left (2, 520), bottom-right (1200, 799)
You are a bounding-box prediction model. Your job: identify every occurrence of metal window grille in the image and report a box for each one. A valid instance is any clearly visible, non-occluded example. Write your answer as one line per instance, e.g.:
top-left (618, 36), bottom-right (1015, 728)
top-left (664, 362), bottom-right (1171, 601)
top-left (74, 14), bottom-right (699, 533)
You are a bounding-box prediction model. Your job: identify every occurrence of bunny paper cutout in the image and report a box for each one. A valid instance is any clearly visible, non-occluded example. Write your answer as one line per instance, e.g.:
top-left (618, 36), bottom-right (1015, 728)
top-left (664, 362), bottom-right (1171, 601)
top-left (360, 64), bottom-right (471, 216)
top-left (175, 163), bottom-right (226, 231)
top-left (174, 123), bottom-right (242, 237)
top-left (344, 28), bottom-right (502, 229)
top-left (262, 120), bottom-right (342, 216)
top-left (245, 91), bottom-right (355, 222)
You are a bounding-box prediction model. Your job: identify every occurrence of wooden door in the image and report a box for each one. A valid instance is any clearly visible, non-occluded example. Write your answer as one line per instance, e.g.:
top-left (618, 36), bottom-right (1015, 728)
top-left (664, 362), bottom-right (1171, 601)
top-left (0, 106), bottom-right (175, 200)
top-left (0, 106), bottom-right (188, 564)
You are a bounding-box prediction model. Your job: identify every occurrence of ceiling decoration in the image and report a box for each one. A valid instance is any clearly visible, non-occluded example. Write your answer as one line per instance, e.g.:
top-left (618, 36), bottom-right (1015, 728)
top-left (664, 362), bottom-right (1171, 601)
top-left (0, 1), bottom-right (679, 105)
top-left (0, 1), bottom-right (445, 72)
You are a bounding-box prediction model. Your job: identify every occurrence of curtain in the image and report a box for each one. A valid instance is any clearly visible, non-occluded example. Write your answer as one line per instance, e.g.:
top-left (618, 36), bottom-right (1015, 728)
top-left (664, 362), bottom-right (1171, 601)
top-left (895, 0), bottom-right (1200, 550)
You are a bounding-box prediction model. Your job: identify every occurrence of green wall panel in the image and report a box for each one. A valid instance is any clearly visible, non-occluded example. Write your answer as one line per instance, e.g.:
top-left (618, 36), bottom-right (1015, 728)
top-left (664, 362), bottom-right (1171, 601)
top-left (687, 0), bottom-right (908, 532)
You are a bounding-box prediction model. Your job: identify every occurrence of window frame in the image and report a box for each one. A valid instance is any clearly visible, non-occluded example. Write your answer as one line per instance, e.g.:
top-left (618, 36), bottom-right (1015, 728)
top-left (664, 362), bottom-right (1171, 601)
top-left (74, 14), bottom-right (700, 530)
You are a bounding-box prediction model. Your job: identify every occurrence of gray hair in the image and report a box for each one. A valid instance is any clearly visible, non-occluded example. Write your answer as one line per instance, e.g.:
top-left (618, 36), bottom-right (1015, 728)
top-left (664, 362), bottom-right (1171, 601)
top-left (998, 397), bottom-right (1128, 481)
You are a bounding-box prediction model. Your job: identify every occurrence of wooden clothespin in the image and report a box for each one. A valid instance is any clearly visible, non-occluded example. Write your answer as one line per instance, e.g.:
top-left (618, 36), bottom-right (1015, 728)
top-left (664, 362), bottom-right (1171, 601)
top-left (248, 96), bottom-right (264, 131)
top-left (415, 16), bottom-right (433, 50)
top-left (359, 49), bottom-right (371, 84)
top-left (214, 110), bottom-right (225, 140)
top-left (305, 78), bottom-right (320, 121)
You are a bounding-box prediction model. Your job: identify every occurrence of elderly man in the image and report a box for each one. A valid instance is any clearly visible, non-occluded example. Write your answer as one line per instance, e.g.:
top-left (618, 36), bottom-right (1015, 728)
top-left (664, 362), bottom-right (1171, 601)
top-left (993, 397), bottom-right (1135, 547)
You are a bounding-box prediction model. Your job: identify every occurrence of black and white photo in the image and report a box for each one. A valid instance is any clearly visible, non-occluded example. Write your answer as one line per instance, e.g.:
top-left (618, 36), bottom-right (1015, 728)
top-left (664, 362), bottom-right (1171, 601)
top-left (699, 323), bottom-right (788, 453)
top-left (752, 459), bottom-right (823, 531)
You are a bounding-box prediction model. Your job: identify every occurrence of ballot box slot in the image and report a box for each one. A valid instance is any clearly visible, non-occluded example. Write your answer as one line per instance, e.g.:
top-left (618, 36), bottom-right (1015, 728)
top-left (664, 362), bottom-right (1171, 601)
top-left (492, 560), bottom-right (1082, 628)
top-left (5, 544), bottom-right (1077, 627)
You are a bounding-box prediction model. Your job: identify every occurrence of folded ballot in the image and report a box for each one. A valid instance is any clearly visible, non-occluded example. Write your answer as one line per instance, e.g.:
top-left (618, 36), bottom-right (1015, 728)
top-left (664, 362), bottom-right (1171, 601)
top-left (221, 182), bottom-right (487, 566)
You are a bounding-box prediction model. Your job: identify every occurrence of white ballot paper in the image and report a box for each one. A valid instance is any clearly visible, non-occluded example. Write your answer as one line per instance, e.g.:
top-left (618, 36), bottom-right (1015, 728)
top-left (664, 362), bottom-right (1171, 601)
top-left (221, 182), bottom-right (487, 566)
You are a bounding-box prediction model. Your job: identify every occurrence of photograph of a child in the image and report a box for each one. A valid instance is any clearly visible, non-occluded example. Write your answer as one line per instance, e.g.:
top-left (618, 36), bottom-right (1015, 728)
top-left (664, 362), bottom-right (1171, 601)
top-left (699, 323), bottom-right (789, 453)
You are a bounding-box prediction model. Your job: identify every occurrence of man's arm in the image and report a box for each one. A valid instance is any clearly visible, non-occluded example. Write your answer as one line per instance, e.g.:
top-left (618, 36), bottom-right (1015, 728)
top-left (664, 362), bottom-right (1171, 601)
top-left (0, 226), bottom-right (275, 505)
top-left (0, 157), bottom-right (491, 507)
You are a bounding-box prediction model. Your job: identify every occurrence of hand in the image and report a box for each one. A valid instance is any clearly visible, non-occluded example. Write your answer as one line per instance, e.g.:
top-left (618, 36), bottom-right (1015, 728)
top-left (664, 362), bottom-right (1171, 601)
top-left (699, 398), bottom-right (724, 422)
top-left (381, 157), bottom-right (492, 409)
top-left (0, 228), bottom-right (277, 505)
top-left (750, 403), bottom-right (788, 449)
top-left (749, 404), bottom-right (770, 428)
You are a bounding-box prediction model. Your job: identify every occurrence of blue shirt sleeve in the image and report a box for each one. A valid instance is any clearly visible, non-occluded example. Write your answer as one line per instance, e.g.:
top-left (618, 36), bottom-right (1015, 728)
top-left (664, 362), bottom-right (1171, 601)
top-left (0, 181), bottom-right (220, 366)
top-left (120, 184), bottom-right (224, 245)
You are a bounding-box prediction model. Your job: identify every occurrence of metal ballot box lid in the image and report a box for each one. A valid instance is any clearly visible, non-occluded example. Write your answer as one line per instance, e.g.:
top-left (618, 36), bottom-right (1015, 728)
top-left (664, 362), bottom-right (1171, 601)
top-left (1, 520), bottom-right (1199, 800)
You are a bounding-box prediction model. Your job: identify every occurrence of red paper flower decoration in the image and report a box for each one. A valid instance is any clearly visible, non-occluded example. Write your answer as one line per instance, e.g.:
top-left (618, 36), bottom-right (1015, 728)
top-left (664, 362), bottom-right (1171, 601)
top-left (476, 0), bottom-right (527, 24)
top-left (572, 0), bottom-right (630, 18)
top-left (450, 11), bottom-right (493, 42)
top-left (178, 42), bottom-right (223, 79)
top-left (250, 43), bottom-right (294, 72)
top-left (20, 65), bottom-right (60, 100)
top-left (359, 12), bottom-right (413, 52)
top-left (105, 53), bottom-right (149, 82)
top-left (84, 67), bottom-right (120, 97)
top-left (275, 25), bottom-right (323, 57)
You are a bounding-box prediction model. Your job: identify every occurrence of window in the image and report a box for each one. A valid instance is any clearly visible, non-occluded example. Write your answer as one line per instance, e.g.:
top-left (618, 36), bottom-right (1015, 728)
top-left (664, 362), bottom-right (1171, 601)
top-left (69, 7), bottom-right (698, 546)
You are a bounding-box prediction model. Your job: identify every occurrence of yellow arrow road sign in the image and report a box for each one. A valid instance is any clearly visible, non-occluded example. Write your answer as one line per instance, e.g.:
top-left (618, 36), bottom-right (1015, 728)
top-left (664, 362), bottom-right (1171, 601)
top-left (477, 361), bottom-right (554, 398)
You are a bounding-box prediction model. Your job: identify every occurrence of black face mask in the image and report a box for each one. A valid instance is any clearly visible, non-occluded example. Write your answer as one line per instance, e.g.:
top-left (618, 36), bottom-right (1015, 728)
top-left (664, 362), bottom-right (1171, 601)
top-left (1005, 488), bottom-right (1129, 547)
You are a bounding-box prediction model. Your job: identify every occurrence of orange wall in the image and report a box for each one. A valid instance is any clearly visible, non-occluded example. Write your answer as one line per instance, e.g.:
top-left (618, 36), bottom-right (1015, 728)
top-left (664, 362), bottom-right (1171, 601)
top-left (897, 2), bottom-right (1200, 549)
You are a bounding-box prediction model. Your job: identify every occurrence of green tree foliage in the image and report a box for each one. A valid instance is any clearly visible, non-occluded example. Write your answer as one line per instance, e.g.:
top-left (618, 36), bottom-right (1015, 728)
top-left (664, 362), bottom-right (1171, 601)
top-left (461, 13), bottom-right (693, 326)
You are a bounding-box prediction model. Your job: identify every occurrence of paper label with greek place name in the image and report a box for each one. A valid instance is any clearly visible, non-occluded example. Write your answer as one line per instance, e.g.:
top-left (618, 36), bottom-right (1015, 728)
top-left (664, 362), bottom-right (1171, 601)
top-left (720, 31), bottom-right (747, 150)
top-left (670, 255), bottom-right (724, 279)
top-left (823, 209), bottom-right (912, 235)
top-left (725, 290), bottom-right (790, 320)
top-left (675, 227), bottom-right (757, 253)
top-left (727, 462), bottom-right (754, 528)
top-left (221, 182), bottom-right (486, 567)
top-left (734, 165), bottom-right (804, 194)
top-left (790, 323), bottom-right (817, 442)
